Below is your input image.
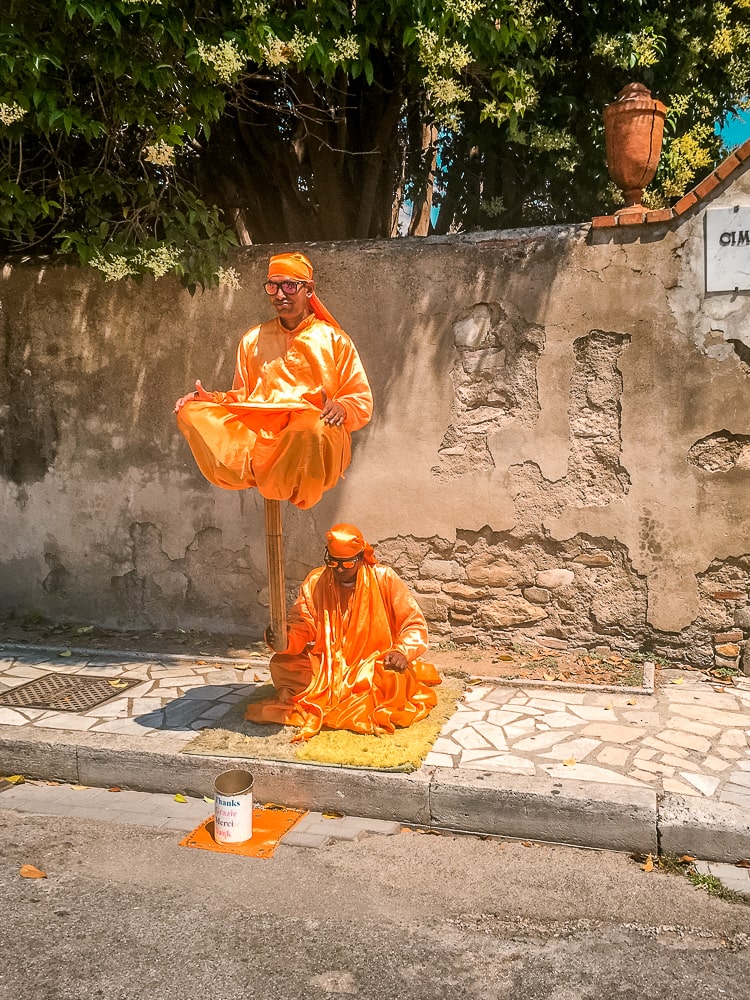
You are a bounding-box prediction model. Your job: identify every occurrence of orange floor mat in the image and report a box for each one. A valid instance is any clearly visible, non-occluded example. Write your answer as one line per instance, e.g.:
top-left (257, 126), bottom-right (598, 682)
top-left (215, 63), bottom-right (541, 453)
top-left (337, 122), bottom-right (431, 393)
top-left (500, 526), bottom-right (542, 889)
top-left (179, 805), bottom-right (307, 859)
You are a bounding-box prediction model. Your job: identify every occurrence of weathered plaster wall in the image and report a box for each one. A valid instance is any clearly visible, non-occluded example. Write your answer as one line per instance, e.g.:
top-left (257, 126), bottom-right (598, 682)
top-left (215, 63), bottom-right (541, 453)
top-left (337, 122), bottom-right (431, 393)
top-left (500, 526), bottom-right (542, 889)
top-left (0, 167), bottom-right (748, 665)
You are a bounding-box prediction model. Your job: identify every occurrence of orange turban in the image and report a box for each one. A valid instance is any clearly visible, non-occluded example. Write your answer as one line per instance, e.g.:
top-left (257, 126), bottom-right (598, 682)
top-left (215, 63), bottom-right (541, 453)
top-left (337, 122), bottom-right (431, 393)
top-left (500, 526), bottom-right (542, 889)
top-left (326, 523), bottom-right (376, 565)
top-left (268, 251), bottom-right (340, 328)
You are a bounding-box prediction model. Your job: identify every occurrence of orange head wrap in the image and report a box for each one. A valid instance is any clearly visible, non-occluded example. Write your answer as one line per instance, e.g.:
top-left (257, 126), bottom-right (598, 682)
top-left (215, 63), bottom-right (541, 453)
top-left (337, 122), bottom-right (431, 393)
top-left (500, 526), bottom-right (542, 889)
top-left (267, 251), bottom-right (340, 329)
top-left (325, 523), bottom-right (376, 565)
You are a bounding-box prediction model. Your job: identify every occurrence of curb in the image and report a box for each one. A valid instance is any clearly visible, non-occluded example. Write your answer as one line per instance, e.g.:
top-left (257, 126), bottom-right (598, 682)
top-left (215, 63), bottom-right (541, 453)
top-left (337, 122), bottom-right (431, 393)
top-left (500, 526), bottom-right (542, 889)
top-left (2, 722), bottom-right (746, 861)
top-left (0, 641), bottom-right (268, 668)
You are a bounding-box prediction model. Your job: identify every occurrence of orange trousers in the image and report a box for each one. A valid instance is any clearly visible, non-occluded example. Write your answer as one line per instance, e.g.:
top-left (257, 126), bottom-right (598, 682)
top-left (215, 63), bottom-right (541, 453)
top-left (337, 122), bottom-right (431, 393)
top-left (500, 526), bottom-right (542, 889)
top-left (177, 404), bottom-right (350, 510)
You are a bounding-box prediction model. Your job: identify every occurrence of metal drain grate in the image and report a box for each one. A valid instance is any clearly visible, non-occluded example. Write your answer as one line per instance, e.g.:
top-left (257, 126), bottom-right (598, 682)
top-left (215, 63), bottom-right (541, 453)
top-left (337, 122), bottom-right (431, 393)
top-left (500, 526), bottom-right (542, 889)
top-left (0, 673), bottom-right (141, 712)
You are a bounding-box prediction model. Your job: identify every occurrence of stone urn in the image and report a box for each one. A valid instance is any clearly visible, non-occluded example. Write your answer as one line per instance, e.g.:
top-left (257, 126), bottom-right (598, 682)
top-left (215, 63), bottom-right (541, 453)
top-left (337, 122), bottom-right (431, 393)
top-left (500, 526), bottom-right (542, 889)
top-left (603, 82), bottom-right (667, 215)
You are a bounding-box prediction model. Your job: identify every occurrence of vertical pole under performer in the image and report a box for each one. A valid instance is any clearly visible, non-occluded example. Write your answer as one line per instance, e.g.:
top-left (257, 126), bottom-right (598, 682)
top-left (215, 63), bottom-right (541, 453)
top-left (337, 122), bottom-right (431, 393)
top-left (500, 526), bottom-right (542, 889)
top-left (264, 498), bottom-right (288, 652)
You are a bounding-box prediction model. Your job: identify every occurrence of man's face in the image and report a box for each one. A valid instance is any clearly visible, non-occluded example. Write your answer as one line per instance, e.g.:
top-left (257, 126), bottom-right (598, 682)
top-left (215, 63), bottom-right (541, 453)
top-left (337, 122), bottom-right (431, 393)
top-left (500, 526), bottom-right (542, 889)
top-left (324, 550), bottom-right (363, 586)
top-left (266, 272), bottom-right (314, 331)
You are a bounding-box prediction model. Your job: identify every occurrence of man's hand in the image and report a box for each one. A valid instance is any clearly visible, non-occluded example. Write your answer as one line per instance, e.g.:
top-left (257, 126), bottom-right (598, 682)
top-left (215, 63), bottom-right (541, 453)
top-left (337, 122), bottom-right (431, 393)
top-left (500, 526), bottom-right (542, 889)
top-left (320, 390), bottom-right (346, 426)
top-left (383, 650), bottom-right (408, 673)
top-left (174, 379), bottom-right (213, 413)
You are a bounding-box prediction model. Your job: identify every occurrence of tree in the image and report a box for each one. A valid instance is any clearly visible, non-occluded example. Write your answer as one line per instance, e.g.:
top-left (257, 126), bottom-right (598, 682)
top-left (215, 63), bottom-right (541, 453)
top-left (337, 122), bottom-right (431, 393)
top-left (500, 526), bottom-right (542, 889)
top-left (431, 2), bottom-right (750, 233)
top-left (1, 1), bottom-right (749, 288)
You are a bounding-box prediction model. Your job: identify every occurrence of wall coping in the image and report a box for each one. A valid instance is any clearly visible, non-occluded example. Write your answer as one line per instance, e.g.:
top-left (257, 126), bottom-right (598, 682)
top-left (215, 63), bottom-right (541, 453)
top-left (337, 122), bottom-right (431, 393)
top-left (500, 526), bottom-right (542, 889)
top-left (592, 136), bottom-right (750, 229)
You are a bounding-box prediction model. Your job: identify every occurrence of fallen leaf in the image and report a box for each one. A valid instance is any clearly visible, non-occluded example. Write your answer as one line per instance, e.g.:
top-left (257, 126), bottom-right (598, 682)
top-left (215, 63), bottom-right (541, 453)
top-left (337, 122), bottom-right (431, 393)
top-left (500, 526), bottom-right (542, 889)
top-left (174, 793), bottom-right (187, 803)
top-left (20, 865), bottom-right (47, 879)
top-left (107, 786), bottom-right (122, 793)
top-left (45, 781), bottom-right (60, 787)
top-left (713, 686), bottom-right (726, 693)
top-left (605, 703), bottom-right (613, 711)
top-left (563, 758), bottom-right (577, 767)
top-left (543, 672), bottom-right (556, 681)
top-left (58, 650), bottom-right (72, 658)
top-left (70, 784), bottom-right (90, 791)
top-left (322, 810), bottom-right (344, 819)
top-left (521, 841), bottom-right (533, 847)
top-left (3, 774), bottom-right (25, 785)
top-left (197, 659), bottom-right (207, 665)
top-left (642, 854), bottom-right (654, 873)
top-left (253, 673), bottom-right (264, 682)
top-left (203, 795), bottom-right (214, 805)
top-left (497, 653), bottom-right (513, 661)
top-left (680, 855), bottom-right (696, 863)
top-left (263, 802), bottom-right (287, 811)
top-left (76, 625), bottom-right (94, 634)
top-left (671, 677), bottom-right (684, 685)
top-left (627, 699), bottom-right (637, 706)
top-left (107, 679), bottom-right (129, 689)
top-left (735, 859), bottom-right (750, 868)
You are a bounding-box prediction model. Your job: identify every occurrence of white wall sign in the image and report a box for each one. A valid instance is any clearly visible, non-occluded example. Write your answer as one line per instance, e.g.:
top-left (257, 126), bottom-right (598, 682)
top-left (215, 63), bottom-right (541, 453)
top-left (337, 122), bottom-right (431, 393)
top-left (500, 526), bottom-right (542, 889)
top-left (705, 206), bottom-right (750, 292)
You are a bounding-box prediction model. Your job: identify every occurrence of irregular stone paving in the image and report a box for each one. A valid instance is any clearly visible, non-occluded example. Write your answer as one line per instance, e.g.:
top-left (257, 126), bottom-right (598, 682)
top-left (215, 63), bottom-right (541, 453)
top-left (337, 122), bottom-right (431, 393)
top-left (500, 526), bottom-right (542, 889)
top-left (0, 647), bottom-right (748, 810)
top-left (428, 678), bottom-right (750, 807)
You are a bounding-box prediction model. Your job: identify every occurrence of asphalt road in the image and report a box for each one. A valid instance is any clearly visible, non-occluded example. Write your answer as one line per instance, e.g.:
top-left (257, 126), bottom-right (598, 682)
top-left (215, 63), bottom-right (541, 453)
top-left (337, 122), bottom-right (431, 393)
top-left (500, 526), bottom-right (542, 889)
top-left (1, 806), bottom-right (748, 1000)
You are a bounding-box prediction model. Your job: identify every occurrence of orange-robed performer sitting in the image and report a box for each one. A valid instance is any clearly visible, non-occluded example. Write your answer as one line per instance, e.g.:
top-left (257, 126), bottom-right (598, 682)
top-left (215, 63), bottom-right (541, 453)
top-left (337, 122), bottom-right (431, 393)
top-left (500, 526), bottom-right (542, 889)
top-left (246, 523), bottom-right (442, 741)
top-left (174, 252), bottom-right (373, 510)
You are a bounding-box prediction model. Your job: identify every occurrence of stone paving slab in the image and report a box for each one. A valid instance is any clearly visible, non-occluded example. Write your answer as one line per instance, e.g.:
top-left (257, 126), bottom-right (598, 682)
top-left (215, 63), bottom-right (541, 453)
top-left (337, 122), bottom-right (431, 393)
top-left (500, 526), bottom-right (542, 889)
top-left (0, 644), bottom-right (748, 859)
top-left (693, 859), bottom-right (750, 896)
top-left (0, 779), bottom-right (403, 847)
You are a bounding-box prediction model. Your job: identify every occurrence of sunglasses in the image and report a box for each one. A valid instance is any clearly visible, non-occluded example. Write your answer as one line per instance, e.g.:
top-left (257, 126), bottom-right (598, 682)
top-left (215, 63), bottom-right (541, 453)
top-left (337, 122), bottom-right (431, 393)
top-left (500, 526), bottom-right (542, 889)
top-left (263, 280), bottom-right (308, 295)
top-left (324, 549), bottom-right (363, 569)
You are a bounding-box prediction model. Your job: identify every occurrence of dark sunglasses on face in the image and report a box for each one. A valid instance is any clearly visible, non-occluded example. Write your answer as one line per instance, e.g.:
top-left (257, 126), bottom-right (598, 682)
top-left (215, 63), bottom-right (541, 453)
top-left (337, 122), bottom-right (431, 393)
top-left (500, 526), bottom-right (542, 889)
top-left (324, 549), bottom-right (363, 569)
top-left (263, 280), bottom-right (308, 295)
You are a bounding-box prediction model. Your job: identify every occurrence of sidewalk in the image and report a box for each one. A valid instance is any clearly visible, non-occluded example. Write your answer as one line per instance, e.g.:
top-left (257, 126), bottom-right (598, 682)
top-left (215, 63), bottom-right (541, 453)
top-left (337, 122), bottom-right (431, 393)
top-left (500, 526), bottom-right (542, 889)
top-left (0, 642), bottom-right (748, 861)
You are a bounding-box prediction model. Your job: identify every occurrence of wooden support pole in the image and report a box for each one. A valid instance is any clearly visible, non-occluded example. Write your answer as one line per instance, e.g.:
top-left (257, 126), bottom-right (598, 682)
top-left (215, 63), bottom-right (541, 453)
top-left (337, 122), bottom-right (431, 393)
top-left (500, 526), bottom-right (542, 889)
top-left (264, 498), bottom-right (287, 652)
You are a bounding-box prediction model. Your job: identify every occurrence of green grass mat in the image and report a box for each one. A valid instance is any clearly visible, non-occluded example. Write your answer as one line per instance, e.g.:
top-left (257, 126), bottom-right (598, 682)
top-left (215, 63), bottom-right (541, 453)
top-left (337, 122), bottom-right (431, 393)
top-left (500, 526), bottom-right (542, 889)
top-left (181, 679), bottom-right (463, 772)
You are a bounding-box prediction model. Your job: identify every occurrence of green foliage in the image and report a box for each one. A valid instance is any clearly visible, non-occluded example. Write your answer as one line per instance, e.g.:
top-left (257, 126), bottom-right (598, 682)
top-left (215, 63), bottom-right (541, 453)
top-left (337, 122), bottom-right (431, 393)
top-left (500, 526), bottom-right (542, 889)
top-left (435, 1), bottom-right (750, 232)
top-left (0, 0), bottom-right (242, 288)
top-left (2, 1), bottom-right (750, 277)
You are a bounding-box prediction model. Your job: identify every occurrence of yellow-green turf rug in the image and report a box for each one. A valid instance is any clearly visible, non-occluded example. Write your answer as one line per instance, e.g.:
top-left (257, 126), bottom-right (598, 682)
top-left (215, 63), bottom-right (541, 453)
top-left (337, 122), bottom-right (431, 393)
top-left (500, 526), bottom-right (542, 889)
top-left (181, 678), bottom-right (464, 772)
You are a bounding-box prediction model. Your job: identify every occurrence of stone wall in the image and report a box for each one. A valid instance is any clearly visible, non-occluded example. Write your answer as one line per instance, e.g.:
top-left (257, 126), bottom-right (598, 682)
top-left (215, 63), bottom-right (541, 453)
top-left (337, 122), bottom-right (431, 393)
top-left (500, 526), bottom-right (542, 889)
top-left (1, 168), bottom-right (749, 666)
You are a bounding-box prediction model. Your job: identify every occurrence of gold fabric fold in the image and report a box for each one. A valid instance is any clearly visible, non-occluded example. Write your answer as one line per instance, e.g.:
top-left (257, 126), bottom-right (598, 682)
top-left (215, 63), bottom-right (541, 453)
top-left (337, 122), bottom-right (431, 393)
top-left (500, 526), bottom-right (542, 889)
top-left (246, 564), bottom-right (441, 740)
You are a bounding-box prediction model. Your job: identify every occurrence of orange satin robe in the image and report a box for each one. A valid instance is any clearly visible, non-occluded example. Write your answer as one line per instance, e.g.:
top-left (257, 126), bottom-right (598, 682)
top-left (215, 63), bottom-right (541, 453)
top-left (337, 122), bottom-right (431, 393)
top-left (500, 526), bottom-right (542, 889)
top-left (176, 314), bottom-right (373, 510)
top-left (246, 564), bottom-right (442, 741)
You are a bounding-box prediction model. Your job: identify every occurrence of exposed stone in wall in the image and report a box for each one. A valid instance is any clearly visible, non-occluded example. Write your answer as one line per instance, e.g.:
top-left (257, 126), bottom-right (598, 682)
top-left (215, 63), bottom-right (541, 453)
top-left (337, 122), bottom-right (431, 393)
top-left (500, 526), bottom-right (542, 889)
top-left (377, 526), bottom-right (648, 646)
top-left (374, 529), bottom-right (747, 667)
top-left (687, 430), bottom-right (750, 472)
top-left (510, 331), bottom-right (631, 525)
top-left (42, 552), bottom-right (71, 597)
top-left (110, 522), bottom-right (265, 629)
top-left (434, 302), bottom-right (544, 477)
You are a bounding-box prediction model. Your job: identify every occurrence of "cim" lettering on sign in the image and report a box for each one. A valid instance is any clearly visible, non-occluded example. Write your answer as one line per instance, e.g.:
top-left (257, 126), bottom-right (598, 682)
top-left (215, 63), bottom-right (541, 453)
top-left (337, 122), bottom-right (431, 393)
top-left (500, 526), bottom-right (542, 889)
top-left (705, 207), bottom-right (750, 292)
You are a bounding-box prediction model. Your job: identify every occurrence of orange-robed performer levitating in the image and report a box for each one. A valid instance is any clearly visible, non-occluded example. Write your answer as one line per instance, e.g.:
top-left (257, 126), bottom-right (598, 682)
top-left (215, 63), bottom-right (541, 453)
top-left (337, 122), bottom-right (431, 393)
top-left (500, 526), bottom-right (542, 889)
top-left (246, 523), bottom-right (442, 741)
top-left (174, 252), bottom-right (373, 510)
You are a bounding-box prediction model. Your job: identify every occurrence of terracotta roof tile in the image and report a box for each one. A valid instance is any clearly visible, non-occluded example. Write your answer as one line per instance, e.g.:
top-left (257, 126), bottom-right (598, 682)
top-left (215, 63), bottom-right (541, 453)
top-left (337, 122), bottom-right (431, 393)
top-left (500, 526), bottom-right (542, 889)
top-left (644, 208), bottom-right (672, 223)
top-left (715, 154), bottom-right (741, 180)
top-left (693, 172), bottom-right (721, 200)
top-left (618, 211), bottom-right (647, 225)
top-left (591, 215), bottom-right (619, 228)
top-left (673, 191), bottom-right (699, 216)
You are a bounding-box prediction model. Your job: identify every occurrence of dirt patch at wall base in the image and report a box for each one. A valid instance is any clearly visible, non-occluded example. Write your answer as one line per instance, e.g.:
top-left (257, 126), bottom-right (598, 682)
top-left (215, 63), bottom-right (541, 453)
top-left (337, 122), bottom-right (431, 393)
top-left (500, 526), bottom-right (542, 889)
top-left (430, 642), bottom-right (658, 688)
